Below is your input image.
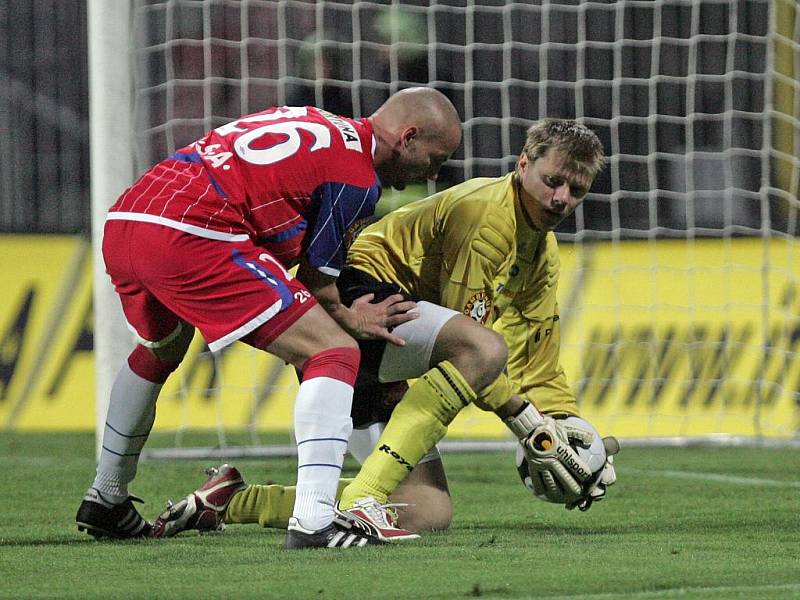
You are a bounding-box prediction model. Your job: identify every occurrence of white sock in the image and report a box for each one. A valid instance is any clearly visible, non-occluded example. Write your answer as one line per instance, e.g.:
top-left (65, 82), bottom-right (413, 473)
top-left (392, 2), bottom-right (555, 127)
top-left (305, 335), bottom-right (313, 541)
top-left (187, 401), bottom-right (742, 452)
top-left (90, 363), bottom-right (161, 504)
top-left (291, 376), bottom-right (353, 531)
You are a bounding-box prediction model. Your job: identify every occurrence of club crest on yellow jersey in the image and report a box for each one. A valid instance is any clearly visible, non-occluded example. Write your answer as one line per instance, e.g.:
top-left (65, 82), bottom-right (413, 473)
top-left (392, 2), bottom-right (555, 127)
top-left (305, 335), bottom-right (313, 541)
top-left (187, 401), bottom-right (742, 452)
top-left (464, 290), bottom-right (492, 324)
top-left (344, 216), bottom-right (379, 250)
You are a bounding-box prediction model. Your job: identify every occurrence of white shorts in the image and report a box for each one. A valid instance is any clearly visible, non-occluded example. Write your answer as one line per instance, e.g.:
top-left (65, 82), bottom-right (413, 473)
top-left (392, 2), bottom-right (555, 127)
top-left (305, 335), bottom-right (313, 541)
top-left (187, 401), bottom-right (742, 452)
top-left (378, 301), bottom-right (460, 382)
top-left (349, 422), bottom-right (441, 465)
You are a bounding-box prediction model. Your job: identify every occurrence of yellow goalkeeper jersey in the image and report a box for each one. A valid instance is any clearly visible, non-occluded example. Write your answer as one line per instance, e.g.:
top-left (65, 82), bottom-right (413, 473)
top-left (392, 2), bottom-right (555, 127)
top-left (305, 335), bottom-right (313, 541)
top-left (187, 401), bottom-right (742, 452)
top-left (348, 173), bottom-right (579, 416)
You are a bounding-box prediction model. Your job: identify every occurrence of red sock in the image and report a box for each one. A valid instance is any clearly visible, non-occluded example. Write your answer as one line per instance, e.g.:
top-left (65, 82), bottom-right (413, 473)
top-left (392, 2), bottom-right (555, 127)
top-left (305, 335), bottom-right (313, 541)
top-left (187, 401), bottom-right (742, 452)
top-left (301, 347), bottom-right (360, 386)
top-left (127, 345), bottom-right (180, 384)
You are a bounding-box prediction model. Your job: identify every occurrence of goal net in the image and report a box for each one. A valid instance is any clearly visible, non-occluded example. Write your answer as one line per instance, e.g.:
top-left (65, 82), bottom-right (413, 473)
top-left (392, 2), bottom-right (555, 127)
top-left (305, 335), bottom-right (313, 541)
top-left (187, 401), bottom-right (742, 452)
top-left (90, 0), bottom-right (799, 458)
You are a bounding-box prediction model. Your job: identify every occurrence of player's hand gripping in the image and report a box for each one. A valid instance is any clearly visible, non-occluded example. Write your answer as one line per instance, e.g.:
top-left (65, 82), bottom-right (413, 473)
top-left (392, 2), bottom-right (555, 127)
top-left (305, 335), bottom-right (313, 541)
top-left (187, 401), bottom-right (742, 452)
top-left (522, 417), bottom-right (595, 502)
top-left (294, 261), bottom-right (417, 347)
top-left (565, 436), bottom-right (619, 511)
top-left (347, 293), bottom-right (418, 346)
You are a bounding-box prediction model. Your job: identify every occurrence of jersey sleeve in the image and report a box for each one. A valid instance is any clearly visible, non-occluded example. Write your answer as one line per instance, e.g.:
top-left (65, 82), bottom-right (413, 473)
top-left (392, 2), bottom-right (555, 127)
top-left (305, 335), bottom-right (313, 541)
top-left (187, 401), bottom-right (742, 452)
top-left (305, 181), bottom-right (381, 276)
top-left (438, 198), bottom-right (515, 327)
top-left (493, 236), bottom-right (579, 416)
top-left (495, 301), bottom-right (579, 416)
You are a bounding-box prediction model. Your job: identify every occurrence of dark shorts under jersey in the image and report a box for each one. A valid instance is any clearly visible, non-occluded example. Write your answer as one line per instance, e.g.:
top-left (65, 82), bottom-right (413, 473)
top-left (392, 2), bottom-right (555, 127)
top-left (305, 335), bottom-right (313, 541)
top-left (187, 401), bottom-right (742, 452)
top-left (337, 266), bottom-right (415, 427)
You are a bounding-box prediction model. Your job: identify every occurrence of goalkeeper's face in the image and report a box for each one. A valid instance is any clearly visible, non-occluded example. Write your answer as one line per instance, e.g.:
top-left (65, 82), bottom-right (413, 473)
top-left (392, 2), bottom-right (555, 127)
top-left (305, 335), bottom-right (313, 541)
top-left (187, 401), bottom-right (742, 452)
top-left (516, 149), bottom-right (594, 231)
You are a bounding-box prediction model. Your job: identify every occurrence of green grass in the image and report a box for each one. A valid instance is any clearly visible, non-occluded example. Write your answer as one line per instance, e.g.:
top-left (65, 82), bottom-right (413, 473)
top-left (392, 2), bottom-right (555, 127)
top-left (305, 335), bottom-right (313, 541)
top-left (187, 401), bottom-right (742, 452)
top-left (2, 433), bottom-right (799, 599)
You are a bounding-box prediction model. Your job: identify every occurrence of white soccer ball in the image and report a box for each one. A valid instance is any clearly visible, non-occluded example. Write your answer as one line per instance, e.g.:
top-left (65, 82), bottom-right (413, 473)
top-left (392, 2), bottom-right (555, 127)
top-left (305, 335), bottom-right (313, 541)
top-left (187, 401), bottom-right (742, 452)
top-left (515, 416), bottom-right (607, 503)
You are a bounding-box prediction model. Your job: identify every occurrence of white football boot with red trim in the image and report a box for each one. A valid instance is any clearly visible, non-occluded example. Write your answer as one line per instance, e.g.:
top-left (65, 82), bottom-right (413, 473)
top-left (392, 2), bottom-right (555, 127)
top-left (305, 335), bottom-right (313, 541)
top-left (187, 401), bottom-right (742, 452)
top-left (151, 464), bottom-right (246, 538)
top-left (334, 496), bottom-right (420, 542)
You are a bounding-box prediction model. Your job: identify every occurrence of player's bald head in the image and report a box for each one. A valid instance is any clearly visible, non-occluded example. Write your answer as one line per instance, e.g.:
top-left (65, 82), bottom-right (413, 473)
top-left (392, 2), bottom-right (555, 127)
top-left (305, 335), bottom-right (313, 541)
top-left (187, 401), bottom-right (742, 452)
top-left (372, 87), bottom-right (461, 150)
top-left (369, 87), bottom-right (461, 189)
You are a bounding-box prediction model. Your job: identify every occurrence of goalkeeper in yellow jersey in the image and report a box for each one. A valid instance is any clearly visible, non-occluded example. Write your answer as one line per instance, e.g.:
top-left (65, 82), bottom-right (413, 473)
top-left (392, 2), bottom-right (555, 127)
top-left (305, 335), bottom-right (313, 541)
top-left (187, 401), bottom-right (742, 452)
top-left (152, 119), bottom-right (617, 543)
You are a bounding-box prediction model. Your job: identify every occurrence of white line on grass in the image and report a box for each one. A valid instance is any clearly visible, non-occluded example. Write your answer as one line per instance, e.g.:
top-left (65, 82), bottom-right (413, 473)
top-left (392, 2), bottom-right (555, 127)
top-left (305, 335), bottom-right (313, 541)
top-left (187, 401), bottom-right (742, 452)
top-left (624, 467), bottom-right (800, 488)
top-left (550, 582), bottom-right (800, 599)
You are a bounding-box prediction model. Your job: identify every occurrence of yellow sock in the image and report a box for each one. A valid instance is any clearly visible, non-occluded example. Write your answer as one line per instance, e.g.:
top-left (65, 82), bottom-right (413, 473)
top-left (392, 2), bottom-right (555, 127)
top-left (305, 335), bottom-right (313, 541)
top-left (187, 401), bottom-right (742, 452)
top-left (225, 478), bottom-right (351, 528)
top-left (339, 360), bottom-right (476, 508)
top-left (473, 372), bottom-right (513, 412)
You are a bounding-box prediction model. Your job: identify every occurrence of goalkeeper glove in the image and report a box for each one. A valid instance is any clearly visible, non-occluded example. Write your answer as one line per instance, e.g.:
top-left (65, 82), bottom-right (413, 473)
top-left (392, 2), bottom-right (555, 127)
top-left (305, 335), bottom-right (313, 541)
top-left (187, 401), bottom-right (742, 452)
top-left (565, 436), bottom-right (619, 512)
top-left (522, 417), bottom-right (595, 500)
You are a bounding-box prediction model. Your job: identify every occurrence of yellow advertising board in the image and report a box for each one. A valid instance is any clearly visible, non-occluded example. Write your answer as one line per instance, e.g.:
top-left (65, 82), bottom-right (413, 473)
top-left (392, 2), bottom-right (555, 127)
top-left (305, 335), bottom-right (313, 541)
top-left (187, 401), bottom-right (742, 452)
top-left (1, 235), bottom-right (797, 439)
top-left (558, 238), bottom-right (799, 439)
top-left (0, 236), bottom-right (97, 430)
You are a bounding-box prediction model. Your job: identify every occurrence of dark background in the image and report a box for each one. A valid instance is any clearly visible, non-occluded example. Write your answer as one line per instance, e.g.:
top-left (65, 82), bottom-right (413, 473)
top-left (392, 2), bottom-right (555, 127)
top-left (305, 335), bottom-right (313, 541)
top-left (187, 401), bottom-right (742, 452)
top-left (1, 0), bottom-right (794, 238)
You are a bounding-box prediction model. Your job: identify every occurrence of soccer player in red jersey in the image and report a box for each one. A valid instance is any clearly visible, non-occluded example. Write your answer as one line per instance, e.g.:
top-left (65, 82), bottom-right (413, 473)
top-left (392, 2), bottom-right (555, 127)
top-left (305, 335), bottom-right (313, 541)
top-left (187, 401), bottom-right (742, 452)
top-left (76, 87), bottom-right (461, 548)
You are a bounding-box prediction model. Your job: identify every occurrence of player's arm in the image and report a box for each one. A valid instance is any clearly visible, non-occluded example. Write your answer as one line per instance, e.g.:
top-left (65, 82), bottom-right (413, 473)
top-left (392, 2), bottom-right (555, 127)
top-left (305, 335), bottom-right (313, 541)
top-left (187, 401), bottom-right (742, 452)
top-left (478, 389), bottom-right (593, 496)
top-left (296, 259), bottom-right (416, 346)
top-left (493, 232), bottom-right (578, 414)
top-left (298, 181), bottom-right (417, 345)
top-left (492, 388), bottom-right (618, 510)
top-left (498, 304), bottom-right (618, 509)
top-left (498, 302), bottom-right (578, 414)
top-left (434, 198), bottom-right (594, 492)
top-left (496, 238), bottom-right (617, 508)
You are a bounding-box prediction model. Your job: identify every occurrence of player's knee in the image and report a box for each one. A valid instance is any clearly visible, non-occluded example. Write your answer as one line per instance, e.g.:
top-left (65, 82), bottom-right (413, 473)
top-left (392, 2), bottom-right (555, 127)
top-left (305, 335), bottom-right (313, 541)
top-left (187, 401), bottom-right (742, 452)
top-left (458, 327), bottom-right (507, 391)
top-left (300, 307), bottom-right (359, 354)
top-left (390, 463), bottom-right (452, 533)
top-left (395, 493), bottom-right (452, 533)
top-left (434, 316), bottom-right (507, 392)
top-left (481, 328), bottom-right (508, 379)
top-left (428, 506), bottom-right (453, 532)
top-left (402, 511), bottom-right (452, 534)
top-left (128, 343), bottom-right (182, 384)
top-left (255, 305), bottom-right (358, 368)
top-left (151, 321), bottom-right (194, 363)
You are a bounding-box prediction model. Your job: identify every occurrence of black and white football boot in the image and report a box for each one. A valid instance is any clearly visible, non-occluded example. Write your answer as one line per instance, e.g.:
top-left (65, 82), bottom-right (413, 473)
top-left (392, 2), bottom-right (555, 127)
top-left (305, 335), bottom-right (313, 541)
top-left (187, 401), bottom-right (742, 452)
top-left (284, 517), bottom-right (384, 549)
top-left (76, 488), bottom-right (152, 539)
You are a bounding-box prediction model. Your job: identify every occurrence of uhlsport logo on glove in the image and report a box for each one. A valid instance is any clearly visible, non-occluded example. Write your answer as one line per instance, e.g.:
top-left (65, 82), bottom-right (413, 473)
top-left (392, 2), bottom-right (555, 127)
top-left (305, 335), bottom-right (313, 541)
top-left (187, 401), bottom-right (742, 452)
top-left (515, 416), bottom-right (617, 511)
top-left (556, 445), bottom-right (591, 480)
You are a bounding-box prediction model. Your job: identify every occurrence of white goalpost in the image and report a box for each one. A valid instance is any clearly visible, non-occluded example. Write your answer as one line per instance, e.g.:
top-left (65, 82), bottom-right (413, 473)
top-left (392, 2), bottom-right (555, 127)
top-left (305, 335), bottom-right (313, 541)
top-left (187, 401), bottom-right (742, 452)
top-left (88, 0), bottom-right (136, 459)
top-left (89, 0), bottom-right (800, 460)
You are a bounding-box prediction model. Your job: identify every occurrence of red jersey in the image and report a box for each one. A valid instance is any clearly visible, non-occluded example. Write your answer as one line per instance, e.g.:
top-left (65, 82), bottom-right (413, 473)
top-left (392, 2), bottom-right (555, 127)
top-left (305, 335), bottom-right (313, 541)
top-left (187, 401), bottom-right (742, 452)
top-left (108, 106), bottom-right (382, 275)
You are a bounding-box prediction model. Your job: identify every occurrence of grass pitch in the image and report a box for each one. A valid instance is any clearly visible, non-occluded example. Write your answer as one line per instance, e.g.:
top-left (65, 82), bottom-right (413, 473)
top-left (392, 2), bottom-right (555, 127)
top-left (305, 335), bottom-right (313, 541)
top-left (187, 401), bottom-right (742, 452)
top-left (1, 433), bottom-right (799, 600)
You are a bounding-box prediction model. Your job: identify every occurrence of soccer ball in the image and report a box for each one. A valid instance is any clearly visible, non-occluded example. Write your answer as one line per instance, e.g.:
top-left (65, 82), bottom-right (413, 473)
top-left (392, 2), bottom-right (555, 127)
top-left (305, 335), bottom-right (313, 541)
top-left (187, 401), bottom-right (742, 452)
top-left (515, 416), bottom-right (607, 503)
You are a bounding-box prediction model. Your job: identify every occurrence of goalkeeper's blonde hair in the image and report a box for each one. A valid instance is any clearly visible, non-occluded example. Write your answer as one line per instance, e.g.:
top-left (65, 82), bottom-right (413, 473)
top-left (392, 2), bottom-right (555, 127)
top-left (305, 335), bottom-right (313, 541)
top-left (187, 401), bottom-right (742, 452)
top-left (521, 119), bottom-right (606, 180)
